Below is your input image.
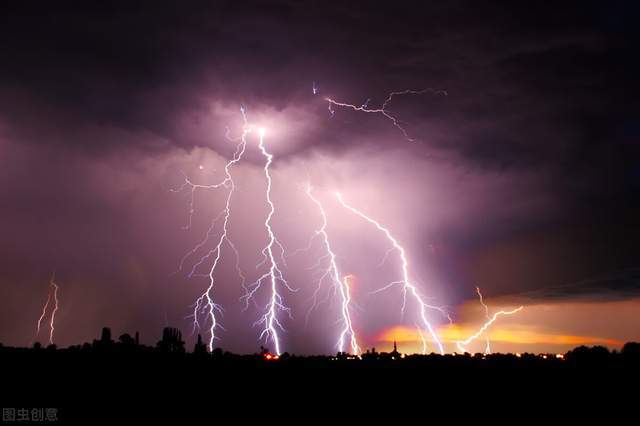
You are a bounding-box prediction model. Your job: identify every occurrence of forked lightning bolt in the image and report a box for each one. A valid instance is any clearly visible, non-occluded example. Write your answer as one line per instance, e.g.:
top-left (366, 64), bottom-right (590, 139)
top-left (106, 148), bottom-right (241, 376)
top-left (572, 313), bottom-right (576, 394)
top-left (456, 305), bottom-right (524, 354)
top-left (476, 286), bottom-right (492, 354)
top-left (325, 88), bottom-right (447, 142)
top-left (336, 193), bottom-right (447, 354)
top-left (242, 128), bottom-right (294, 356)
top-left (339, 275), bottom-right (359, 355)
top-left (304, 184), bottom-right (359, 354)
top-left (166, 93), bottom-right (524, 356)
top-left (36, 272), bottom-right (60, 345)
top-left (173, 108), bottom-right (249, 351)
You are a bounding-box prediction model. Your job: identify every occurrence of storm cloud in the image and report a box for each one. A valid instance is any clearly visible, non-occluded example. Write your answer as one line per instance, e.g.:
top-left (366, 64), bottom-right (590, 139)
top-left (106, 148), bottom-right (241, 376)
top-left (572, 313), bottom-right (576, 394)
top-left (0, 0), bottom-right (638, 353)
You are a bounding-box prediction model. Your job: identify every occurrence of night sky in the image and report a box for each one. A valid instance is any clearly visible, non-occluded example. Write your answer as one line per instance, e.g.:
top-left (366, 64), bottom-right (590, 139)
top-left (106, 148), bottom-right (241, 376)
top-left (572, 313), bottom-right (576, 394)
top-left (1, 0), bottom-right (639, 354)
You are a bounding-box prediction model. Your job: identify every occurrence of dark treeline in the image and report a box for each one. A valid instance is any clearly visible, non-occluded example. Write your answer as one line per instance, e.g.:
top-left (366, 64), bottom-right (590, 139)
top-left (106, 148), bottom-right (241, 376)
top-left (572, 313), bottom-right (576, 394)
top-left (2, 326), bottom-right (639, 369)
top-left (3, 326), bottom-right (639, 423)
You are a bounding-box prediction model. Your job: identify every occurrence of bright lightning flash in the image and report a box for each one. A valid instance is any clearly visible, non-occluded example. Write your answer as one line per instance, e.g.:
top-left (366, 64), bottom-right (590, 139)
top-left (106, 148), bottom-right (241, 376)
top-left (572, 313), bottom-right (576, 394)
top-left (172, 108), bottom-right (249, 351)
top-left (336, 193), bottom-right (446, 354)
top-left (476, 286), bottom-right (492, 354)
top-left (456, 305), bottom-right (524, 354)
top-left (35, 272), bottom-right (60, 345)
top-left (304, 184), bottom-right (359, 354)
top-left (242, 126), bottom-right (294, 356)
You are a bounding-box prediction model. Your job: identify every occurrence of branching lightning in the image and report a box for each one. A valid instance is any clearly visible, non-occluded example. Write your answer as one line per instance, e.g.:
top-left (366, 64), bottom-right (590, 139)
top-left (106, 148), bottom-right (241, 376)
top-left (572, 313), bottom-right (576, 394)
top-left (241, 128), bottom-right (294, 356)
top-left (35, 272), bottom-right (59, 345)
top-left (456, 305), bottom-right (524, 354)
top-left (324, 89), bottom-right (447, 141)
top-left (336, 193), bottom-right (446, 354)
top-left (172, 108), bottom-right (249, 351)
top-left (339, 274), bottom-right (359, 354)
top-left (175, 108), bottom-right (295, 355)
top-left (304, 184), bottom-right (359, 354)
top-left (165, 93), bottom-right (527, 357)
top-left (476, 286), bottom-right (492, 354)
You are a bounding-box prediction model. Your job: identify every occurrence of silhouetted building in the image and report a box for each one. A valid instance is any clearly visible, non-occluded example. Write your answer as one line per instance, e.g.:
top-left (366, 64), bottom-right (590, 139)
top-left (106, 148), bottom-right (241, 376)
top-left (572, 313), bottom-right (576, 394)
top-left (157, 327), bottom-right (185, 353)
top-left (361, 347), bottom-right (379, 361)
top-left (193, 334), bottom-right (208, 356)
top-left (93, 327), bottom-right (115, 350)
top-left (100, 327), bottom-right (112, 344)
top-left (389, 340), bottom-right (401, 360)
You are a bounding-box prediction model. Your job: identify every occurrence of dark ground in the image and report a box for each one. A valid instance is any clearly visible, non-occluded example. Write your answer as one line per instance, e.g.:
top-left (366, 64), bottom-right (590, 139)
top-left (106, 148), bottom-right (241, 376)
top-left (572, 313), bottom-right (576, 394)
top-left (2, 329), bottom-right (638, 423)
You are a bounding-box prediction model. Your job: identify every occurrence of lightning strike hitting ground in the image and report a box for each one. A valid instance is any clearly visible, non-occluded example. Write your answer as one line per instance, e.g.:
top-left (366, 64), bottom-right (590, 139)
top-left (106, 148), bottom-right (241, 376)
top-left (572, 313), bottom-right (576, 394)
top-left (35, 272), bottom-right (59, 345)
top-left (456, 306), bottom-right (524, 354)
top-left (167, 101), bottom-right (525, 356)
top-left (242, 128), bottom-right (294, 356)
top-left (336, 193), bottom-right (446, 354)
top-left (476, 286), bottom-right (492, 354)
top-left (339, 275), bottom-right (359, 355)
top-left (172, 108), bottom-right (249, 351)
top-left (304, 184), bottom-right (359, 354)
top-left (324, 89), bottom-right (447, 141)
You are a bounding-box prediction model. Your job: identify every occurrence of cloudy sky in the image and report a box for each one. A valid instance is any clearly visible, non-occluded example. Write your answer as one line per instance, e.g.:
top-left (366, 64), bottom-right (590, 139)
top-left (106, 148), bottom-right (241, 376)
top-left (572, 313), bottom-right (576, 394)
top-left (1, 0), bottom-right (638, 354)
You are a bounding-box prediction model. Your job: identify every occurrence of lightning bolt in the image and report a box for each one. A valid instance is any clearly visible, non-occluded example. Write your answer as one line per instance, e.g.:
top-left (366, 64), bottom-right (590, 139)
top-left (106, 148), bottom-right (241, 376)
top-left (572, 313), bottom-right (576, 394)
top-left (242, 128), bottom-right (294, 356)
top-left (456, 305), bottom-right (524, 354)
top-left (172, 108), bottom-right (249, 351)
top-left (336, 193), bottom-right (446, 354)
top-left (476, 286), bottom-right (492, 354)
top-left (339, 275), bottom-right (359, 355)
top-left (36, 272), bottom-right (59, 345)
top-left (324, 88), bottom-right (447, 142)
top-left (304, 184), bottom-right (359, 354)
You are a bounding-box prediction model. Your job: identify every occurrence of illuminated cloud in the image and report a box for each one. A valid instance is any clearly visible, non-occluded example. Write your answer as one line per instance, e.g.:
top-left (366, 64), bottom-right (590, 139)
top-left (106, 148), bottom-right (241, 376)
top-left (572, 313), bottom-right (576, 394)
top-left (0, 2), bottom-right (638, 353)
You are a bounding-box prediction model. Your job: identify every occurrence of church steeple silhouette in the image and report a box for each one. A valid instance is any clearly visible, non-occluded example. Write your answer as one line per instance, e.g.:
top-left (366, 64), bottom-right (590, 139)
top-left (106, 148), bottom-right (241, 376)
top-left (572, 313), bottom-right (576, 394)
top-left (389, 339), bottom-right (401, 359)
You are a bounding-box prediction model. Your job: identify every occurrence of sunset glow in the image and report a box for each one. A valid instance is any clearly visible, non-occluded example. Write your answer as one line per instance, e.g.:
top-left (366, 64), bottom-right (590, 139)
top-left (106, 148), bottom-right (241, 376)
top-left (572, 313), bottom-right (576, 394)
top-left (375, 298), bottom-right (639, 353)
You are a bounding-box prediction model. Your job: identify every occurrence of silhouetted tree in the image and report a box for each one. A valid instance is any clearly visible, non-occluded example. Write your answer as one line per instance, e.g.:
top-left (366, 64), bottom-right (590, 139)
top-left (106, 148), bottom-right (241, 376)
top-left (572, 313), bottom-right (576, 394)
top-left (565, 345), bottom-right (610, 364)
top-left (119, 333), bottom-right (135, 346)
top-left (4, 325), bottom-right (638, 379)
top-left (622, 342), bottom-right (640, 357)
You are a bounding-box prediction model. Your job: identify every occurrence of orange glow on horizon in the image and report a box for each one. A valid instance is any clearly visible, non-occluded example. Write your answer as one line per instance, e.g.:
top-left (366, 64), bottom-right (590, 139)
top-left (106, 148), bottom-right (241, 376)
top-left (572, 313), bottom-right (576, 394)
top-left (375, 324), bottom-right (623, 351)
top-left (371, 297), bottom-right (639, 353)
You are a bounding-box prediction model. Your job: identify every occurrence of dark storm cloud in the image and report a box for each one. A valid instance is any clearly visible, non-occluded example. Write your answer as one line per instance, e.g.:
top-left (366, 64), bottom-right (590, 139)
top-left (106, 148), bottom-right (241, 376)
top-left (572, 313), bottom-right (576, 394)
top-left (516, 268), bottom-right (640, 302)
top-left (1, 0), bottom-right (639, 350)
top-left (1, 1), bottom-right (634, 147)
top-left (2, 0), bottom-right (637, 207)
